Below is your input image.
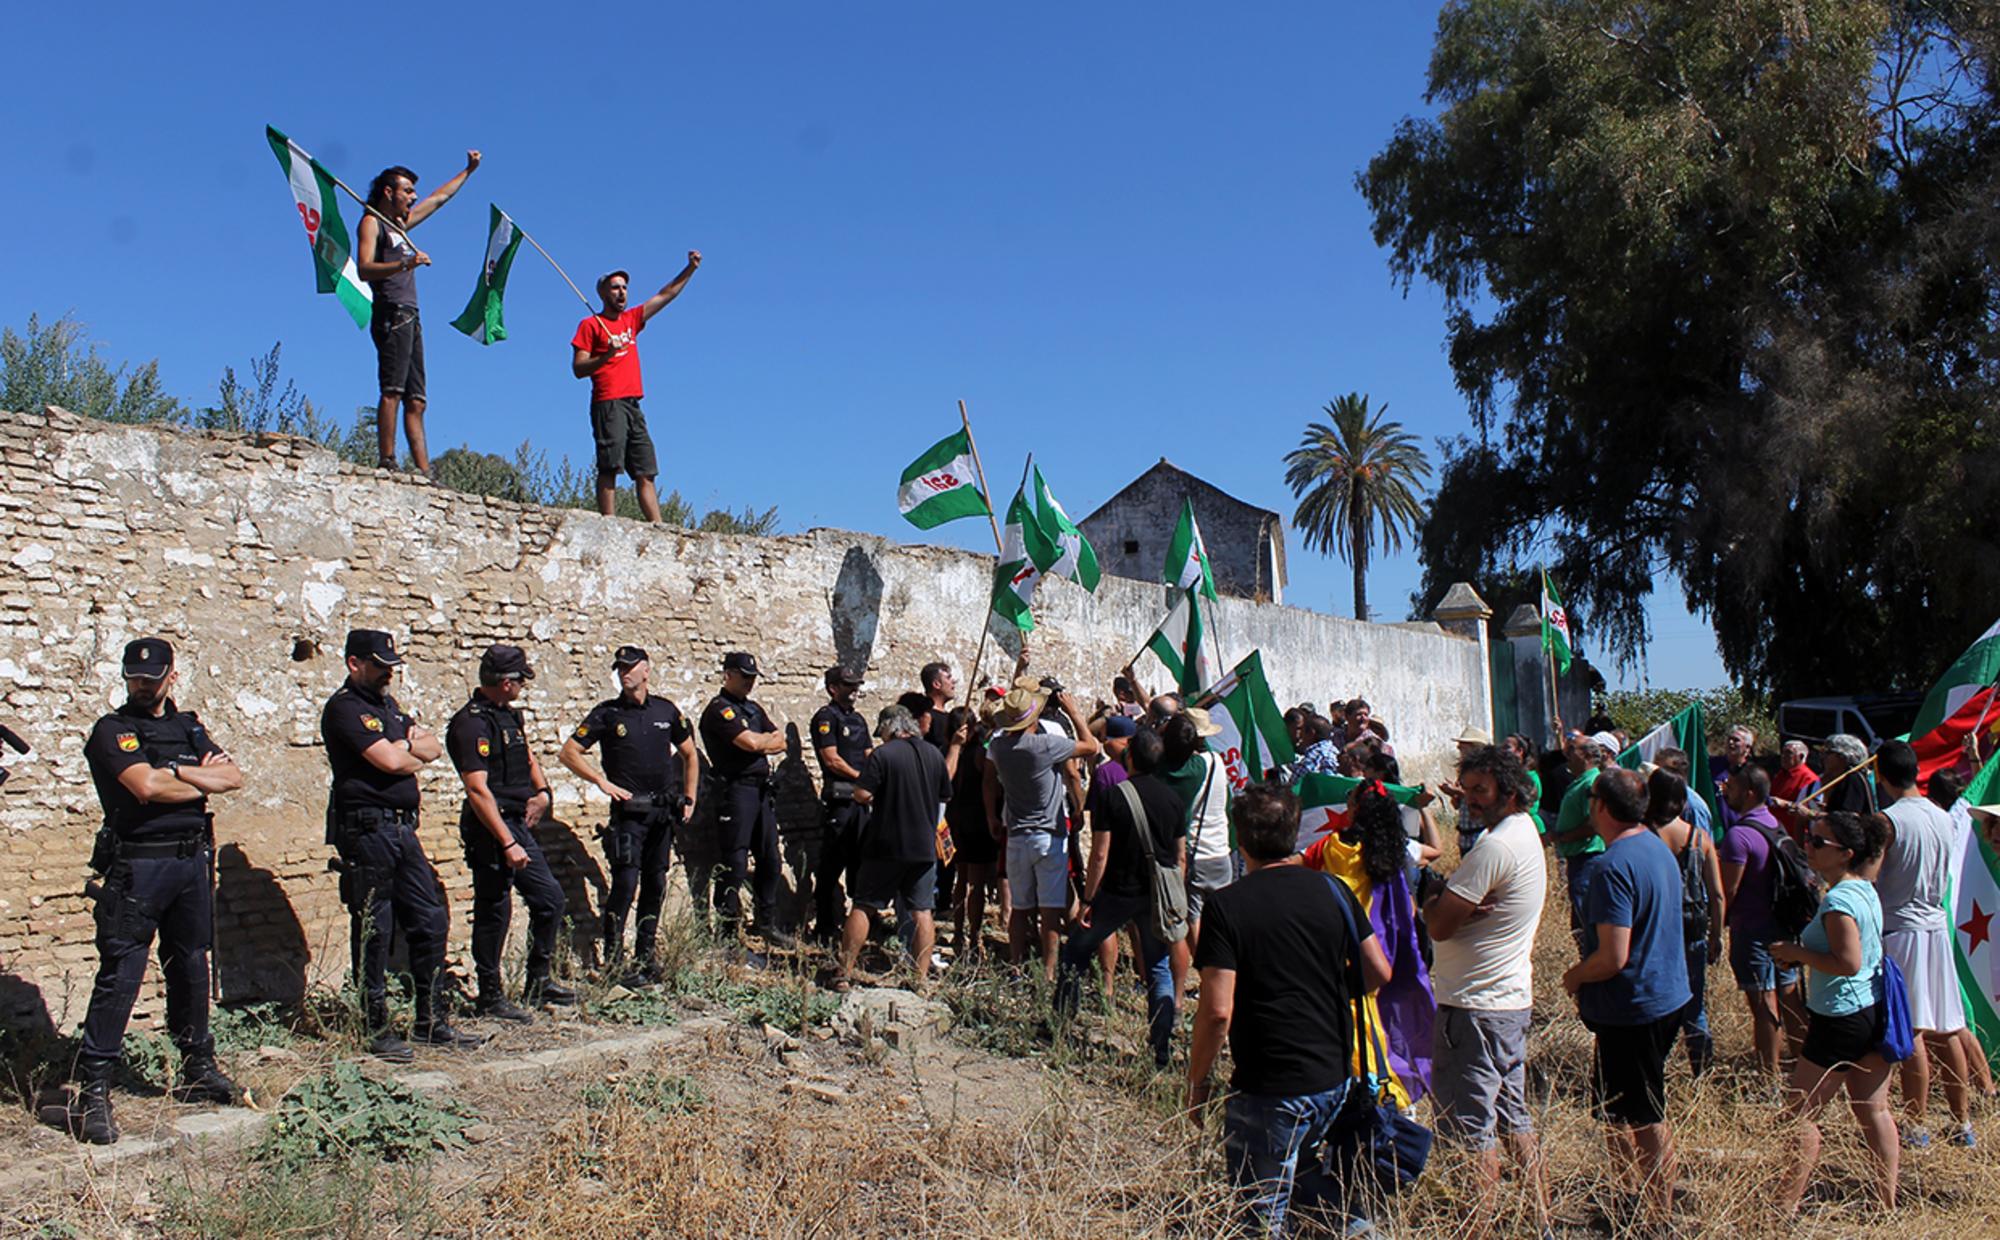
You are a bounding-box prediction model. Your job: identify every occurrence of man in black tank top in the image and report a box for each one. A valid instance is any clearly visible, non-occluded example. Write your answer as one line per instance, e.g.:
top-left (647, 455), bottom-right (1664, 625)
top-left (355, 151), bottom-right (481, 475)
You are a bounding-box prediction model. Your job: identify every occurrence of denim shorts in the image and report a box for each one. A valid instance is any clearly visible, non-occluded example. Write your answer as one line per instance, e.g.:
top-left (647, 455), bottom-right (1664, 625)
top-left (1728, 932), bottom-right (1800, 992)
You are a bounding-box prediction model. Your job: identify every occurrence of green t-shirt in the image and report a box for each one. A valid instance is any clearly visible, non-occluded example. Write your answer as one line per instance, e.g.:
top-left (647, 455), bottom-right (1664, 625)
top-left (1525, 768), bottom-right (1546, 835)
top-left (1158, 753), bottom-right (1208, 837)
top-left (1550, 765), bottom-right (1606, 858)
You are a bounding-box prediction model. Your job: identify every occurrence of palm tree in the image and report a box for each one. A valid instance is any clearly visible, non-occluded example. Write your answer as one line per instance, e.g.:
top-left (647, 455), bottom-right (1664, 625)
top-left (1283, 394), bottom-right (1432, 622)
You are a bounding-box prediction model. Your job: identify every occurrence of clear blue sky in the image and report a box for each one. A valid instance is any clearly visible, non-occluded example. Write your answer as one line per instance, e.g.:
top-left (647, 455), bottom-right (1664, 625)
top-left (2, 2), bottom-right (1726, 690)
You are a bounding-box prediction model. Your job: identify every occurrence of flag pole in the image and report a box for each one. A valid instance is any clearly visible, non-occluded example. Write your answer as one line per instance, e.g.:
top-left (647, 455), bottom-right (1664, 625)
top-left (1796, 752), bottom-right (1879, 809)
top-left (1543, 570), bottom-right (1566, 740)
top-left (958, 399), bottom-right (1007, 708)
top-left (513, 225), bottom-right (597, 314)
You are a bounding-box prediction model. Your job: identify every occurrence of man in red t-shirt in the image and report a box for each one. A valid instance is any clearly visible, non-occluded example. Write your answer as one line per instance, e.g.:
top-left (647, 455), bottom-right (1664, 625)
top-left (570, 251), bottom-right (702, 520)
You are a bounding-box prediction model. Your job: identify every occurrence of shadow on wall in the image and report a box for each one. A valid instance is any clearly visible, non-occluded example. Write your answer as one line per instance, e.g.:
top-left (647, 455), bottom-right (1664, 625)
top-left (830, 546), bottom-right (884, 677)
top-left (214, 843), bottom-right (308, 1006)
top-left (774, 721), bottom-right (824, 934)
top-left (533, 817), bottom-right (605, 970)
top-left (0, 971), bottom-right (65, 1107)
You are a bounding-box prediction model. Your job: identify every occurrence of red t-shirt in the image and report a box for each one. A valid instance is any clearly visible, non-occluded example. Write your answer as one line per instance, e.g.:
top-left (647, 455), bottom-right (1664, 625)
top-left (572, 309), bottom-right (646, 402)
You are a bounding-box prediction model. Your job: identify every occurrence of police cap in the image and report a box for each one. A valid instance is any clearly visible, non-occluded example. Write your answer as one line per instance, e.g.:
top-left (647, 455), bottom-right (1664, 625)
top-left (345, 629), bottom-right (405, 667)
top-left (722, 651), bottom-right (760, 677)
top-left (824, 665), bottom-right (862, 687)
top-left (613, 645), bottom-right (649, 669)
top-left (121, 637), bottom-right (174, 680)
top-left (479, 644), bottom-right (535, 681)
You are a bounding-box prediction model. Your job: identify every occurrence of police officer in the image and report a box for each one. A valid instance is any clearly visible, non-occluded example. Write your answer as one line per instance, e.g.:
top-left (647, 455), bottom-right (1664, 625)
top-left (698, 651), bottom-right (790, 946)
top-left (558, 645), bottom-right (698, 982)
top-left (445, 645), bottom-right (574, 1021)
top-left (808, 666), bottom-right (871, 943)
top-left (321, 630), bottom-right (482, 1062)
top-left (72, 638), bottom-right (242, 1145)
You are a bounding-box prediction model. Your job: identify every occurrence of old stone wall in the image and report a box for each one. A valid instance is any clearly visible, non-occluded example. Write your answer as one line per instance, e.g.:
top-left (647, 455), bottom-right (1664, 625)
top-left (0, 408), bottom-right (1485, 1031)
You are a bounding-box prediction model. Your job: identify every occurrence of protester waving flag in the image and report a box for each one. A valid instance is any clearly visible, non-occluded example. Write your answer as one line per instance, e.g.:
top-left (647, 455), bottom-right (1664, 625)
top-left (1950, 755), bottom-right (2000, 1074)
top-left (1163, 498), bottom-right (1219, 601)
top-left (1541, 569), bottom-right (1573, 675)
top-left (1915, 616), bottom-right (2000, 737)
top-left (1196, 651), bottom-right (1295, 789)
top-left (1617, 701), bottom-right (1714, 817)
top-left (1144, 587), bottom-right (1213, 696)
top-left (265, 126), bottom-right (371, 328)
top-left (1294, 771), bottom-right (1423, 850)
top-left (449, 205), bottom-right (525, 344)
top-left (1028, 460), bottom-right (1100, 591)
top-left (897, 428), bottom-right (991, 530)
top-left (990, 488), bottom-right (1058, 632)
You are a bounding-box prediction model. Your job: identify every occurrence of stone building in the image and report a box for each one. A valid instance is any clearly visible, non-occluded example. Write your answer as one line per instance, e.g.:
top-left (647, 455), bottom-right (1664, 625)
top-left (1077, 459), bottom-right (1287, 603)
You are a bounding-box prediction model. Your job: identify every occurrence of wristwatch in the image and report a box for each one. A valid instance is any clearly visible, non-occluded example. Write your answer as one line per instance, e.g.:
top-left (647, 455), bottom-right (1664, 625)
top-left (166, 760), bottom-right (182, 779)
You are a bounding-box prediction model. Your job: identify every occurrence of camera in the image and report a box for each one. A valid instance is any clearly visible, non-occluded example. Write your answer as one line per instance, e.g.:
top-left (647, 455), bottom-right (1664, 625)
top-left (1038, 674), bottom-right (1065, 696)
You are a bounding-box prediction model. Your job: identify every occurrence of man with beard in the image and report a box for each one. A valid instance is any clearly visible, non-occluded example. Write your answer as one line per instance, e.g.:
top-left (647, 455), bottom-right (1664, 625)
top-left (571, 255), bottom-right (702, 519)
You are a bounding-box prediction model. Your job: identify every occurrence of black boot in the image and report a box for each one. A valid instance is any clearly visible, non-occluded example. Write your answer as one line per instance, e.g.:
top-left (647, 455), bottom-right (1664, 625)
top-left (411, 1018), bottom-right (486, 1049)
top-left (175, 1052), bottom-right (241, 1106)
top-left (475, 992), bottom-right (534, 1024)
top-left (524, 973), bottom-right (578, 1007)
top-left (70, 1060), bottom-right (118, 1145)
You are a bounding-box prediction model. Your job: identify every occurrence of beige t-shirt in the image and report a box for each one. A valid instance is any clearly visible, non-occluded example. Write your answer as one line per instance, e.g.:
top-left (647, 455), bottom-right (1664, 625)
top-left (1432, 811), bottom-right (1547, 1011)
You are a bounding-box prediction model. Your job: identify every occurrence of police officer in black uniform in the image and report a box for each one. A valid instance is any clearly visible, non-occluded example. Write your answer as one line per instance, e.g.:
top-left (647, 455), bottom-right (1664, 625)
top-left (808, 666), bottom-right (871, 942)
top-left (698, 651), bottom-right (790, 946)
top-left (445, 644), bottom-right (575, 1021)
top-left (558, 645), bottom-right (698, 981)
top-left (321, 630), bottom-right (482, 1062)
top-left (72, 638), bottom-right (243, 1144)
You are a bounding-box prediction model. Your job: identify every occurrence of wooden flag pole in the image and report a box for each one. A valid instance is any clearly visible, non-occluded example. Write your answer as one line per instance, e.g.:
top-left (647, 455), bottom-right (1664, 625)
top-left (514, 226), bottom-right (597, 314)
top-left (1796, 752), bottom-right (1878, 808)
top-left (958, 399), bottom-right (1005, 708)
top-left (1547, 631), bottom-right (1566, 739)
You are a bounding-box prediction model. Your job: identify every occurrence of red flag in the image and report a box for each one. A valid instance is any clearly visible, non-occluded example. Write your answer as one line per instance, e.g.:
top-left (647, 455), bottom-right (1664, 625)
top-left (1913, 683), bottom-right (2000, 792)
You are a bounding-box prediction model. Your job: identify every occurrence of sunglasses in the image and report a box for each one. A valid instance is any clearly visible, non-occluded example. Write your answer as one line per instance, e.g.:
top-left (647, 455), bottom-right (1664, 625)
top-left (1804, 834), bottom-right (1848, 851)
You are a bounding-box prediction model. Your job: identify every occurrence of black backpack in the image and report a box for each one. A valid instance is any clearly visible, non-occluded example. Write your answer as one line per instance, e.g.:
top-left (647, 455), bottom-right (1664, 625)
top-left (1749, 820), bottom-right (1822, 938)
top-left (1671, 828), bottom-right (1709, 944)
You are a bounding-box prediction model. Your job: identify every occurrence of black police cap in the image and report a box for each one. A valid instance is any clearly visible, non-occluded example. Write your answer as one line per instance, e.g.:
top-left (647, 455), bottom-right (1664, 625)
top-left (479, 644), bottom-right (535, 680)
top-left (613, 645), bottom-right (649, 668)
top-left (345, 629), bottom-right (405, 667)
top-left (121, 638), bottom-right (174, 679)
top-left (824, 665), bottom-right (863, 687)
top-left (721, 651), bottom-right (760, 677)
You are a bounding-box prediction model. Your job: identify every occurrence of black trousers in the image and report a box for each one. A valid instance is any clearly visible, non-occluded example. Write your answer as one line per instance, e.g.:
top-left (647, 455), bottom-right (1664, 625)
top-left (601, 811), bottom-right (674, 962)
top-left (814, 798), bottom-right (867, 935)
top-left (459, 811), bottom-right (566, 997)
top-left (335, 817), bottom-right (448, 1029)
top-left (713, 778), bottom-right (780, 933)
top-left (80, 850), bottom-right (212, 1069)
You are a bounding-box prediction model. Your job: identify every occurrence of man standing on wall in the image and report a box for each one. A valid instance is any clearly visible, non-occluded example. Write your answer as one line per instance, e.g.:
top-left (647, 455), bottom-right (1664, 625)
top-left (570, 254), bottom-right (702, 521)
top-left (355, 151), bottom-right (481, 474)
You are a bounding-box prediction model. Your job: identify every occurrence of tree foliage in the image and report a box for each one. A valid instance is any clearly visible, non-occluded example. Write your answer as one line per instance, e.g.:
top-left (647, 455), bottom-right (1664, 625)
top-left (1282, 393), bottom-right (1432, 621)
top-left (1364, 0), bottom-right (2000, 697)
top-left (0, 313), bottom-right (185, 425)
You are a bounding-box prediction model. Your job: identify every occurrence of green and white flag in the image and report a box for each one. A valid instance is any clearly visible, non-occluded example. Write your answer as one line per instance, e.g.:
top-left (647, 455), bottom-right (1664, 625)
top-left (1145, 586), bottom-right (1213, 695)
top-left (1196, 650), bottom-right (1296, 790)
top-left (1915, 615), bottom-right (2000, 738)
top-left (450, 205), bottom-right (524, 344)
top-left (265, 126), bottom-right (371, 329)
top-left (991, 488), bottom-right (1058, 632)
top-left (1164, 498), bottom-right (1218, 601)
top-left (1028, 459), bottom-right (1100, 591)
top-left (1295, 771), bottom-right (1423, 851)
top-left (1541, 569), bottom-right (1573, 676)
top-left (898, 428), bottom-right (991, 529)
top-left (1616, 700), bottom-right (1715, 819)
top-left (1950, 753), bottom-right (2000, 1074)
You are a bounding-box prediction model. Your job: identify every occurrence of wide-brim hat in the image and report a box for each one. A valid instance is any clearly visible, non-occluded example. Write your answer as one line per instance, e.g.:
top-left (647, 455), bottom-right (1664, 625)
top-left (994, 686), bottom-right (1049, 733)
top-left (1455, 726), bottom-right (1494, 746)
top-left (1184, 706), bottom-right (1223, 738)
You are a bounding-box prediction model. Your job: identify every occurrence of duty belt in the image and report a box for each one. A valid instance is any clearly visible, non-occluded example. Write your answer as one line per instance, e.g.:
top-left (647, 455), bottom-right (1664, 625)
top-left (336, 806), bottom-right (418, 831)
top-left (113, 834), bottom-right (209, 860)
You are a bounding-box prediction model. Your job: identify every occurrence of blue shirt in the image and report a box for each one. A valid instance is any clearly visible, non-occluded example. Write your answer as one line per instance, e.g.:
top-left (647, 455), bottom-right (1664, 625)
top-left (1578, 830), bottom-right (1693, 1026)
top-left (1802, 879), bottom-right (1882, 1017)
top-left (1683, 793), bottom-right (1712, 842)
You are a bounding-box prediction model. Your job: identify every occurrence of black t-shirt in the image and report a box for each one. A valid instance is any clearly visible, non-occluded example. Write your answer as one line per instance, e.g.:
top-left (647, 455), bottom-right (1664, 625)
top-left (924, 705), bottom-right (955, 754)
top-left (1094, 773), bottom-right (1185, 900)
top-left (84, 700), bottom-right (224, 839)
top-left (699, 690), bottom-right (774, 780)
top-left (1194, 863), bottom-right (1371, 1095)
top-left (855, 737), bottom-right (952, 863)
top-left (571, 693), bottom-right (692, 797)
top-left (810, 702), bottom-right (870, 784)
top-left (445, 695), bottom-right (536, 804)
top-left (322, 680), bottom-right (419, 812)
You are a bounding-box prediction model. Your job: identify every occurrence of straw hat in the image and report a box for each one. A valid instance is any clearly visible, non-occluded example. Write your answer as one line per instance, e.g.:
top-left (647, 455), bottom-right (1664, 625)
top-left (1184, 706), bottom-right (1223, 738)
top-left (994, 685), bottom-right (1050, 733)
top-left (1455, 726), bottom-right (1494, 746)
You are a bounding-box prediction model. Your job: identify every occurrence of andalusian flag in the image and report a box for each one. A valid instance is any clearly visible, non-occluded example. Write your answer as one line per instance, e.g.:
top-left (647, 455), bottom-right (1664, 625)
top-left (1164, 498), bottom-right (1218, 601)
top-left (897, 428), bottom-right (991, 529)
top-left (1950, 755), bottom-right (2000, 1074)
top-left (1541, 569), bottom-right (1573, 676)
top-left (1617, 701), bottom-right (1715, 818)
top-left (450, 205), bottom-right (524, 344)
top-left (1294, 772), bottom-right (1423, 851)
top-left (1915, 616), bottom-right (2000, 738)
top-left (990, 488), bottom-right (1058, 632)
top-left (1197, 651), bottom-right (1295, 789)
top-left (1028, 460), bottom-right (1100, 591)
top-left (1144, 587), bottom-right (1213, 696)
top-left (265, 126), bottom-right (371, 328)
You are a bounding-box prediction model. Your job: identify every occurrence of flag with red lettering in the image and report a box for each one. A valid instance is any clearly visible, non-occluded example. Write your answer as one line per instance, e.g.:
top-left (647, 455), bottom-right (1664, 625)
top-left (1196, 651), bottom-right (1295, 789)
top-left (265, 126), bottom-right (371, 328)
top-left (898, 428), bottom-right (991, 529)
top-left (989, 488), bottom-right (1057, 631)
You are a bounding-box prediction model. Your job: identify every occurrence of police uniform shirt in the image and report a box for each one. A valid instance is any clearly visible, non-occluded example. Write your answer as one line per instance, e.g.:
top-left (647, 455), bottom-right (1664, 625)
top-left (571, 694), bottom-right (692, 797)
top-left (446, 695), bottom-right (537, 805)
top-left (699, 690), bottom-right (774, 780)
top-left (83, 700), bottom-right (223, 840)
top-left (321, 680), bottom-right (420, 812)
top-left (810, 703), bottom-right (870, 785)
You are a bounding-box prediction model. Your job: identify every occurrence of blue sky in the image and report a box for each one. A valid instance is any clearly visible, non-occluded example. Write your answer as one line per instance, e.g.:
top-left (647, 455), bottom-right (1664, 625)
top-left (2, 2), bottom-right (1726, 690)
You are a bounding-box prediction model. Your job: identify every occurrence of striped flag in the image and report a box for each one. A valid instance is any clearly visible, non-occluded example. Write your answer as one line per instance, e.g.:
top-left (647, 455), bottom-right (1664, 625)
top-left (1541, 569), bottom-right (1573, 675)
top-left (1196, 651), bottom-right (1296, 790)
top-left (450, 205), bottom-right (524, 344)
top-left (1916, 616), bottom-right (2000, 737)
top-left (990, 488), bottom-right (1057, 632)
top-left (1295, 772), bottom-right (1423, 851)
top-left (1163, 498), bottom-right (1218, 601)
top-left (1951, 755), bottom-right (2000, 1074)
top-left (1616, 701), bottom-right (1715, 819)
top-left (1914, 686), bottom-right (2000, 794)
top-left (1144, 587), bottom-right (1213, 696)
top-left (897, 428), bottom-right (991, 529)
top-left (1028, 460), bottom-right (1100, 592)
top-left (265, 126), bottom-right (371, 329)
